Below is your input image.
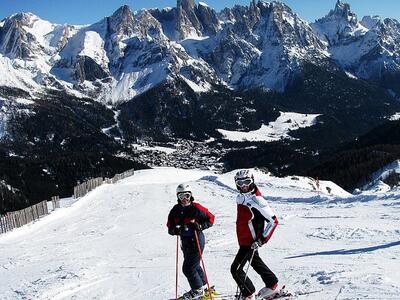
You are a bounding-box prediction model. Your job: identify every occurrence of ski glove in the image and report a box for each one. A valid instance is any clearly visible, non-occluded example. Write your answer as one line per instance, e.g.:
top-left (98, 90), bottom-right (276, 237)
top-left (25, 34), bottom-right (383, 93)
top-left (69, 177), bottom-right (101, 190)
top-left (251, 239), bottom-right (263, 250)
top-left (189, 220), bottom-right (202, 231)
top-left (172, 225), bottom-right (182, 235)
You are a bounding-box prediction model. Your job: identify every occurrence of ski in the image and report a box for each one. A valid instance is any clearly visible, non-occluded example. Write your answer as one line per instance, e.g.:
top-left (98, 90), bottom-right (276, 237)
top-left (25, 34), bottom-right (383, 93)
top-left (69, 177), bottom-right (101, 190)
top-left (169, 286), bottom-right (222, 300)
top-left (295, 289), bottom-right (323, 296)
top-left (256, 285), bottom-right (323, 299)
top-left (170, 286), bottom-right (322, 300)
top-left (168, 293), bottom-right (228, 300)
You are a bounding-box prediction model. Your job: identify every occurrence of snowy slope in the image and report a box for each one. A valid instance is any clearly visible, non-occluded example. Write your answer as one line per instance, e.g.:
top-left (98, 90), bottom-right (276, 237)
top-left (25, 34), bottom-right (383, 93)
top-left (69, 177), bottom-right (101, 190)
top-left (217, 112), bottom-right (320, 142)
top-left (361, 160), bottom-right (400, 194)
top-left (0, 168), bottom-right (399, 299)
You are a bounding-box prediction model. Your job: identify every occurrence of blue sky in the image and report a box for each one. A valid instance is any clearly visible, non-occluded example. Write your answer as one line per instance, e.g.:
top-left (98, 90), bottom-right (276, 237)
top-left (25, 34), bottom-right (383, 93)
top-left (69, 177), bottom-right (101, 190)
top-left (0, 0), bottom-right (399, 25)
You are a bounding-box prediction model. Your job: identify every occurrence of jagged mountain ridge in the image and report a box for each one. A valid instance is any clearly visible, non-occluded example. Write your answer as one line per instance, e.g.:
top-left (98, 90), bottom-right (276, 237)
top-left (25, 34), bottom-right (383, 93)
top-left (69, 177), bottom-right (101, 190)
top-left (1, 0), bottom-right (400, 103)
top-left (1, 1), bottom-right (400, 212)
top-left (312, 1), bottom-right (400, 92)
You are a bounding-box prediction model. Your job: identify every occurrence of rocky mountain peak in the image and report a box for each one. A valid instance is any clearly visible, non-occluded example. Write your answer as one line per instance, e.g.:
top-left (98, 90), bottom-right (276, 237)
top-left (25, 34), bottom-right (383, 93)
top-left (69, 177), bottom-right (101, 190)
top-left (176, 0), bottom-right (202, 39)
top-left (333, 1), bottom-right (351, 15)
top-left (258, 1), bottom-right (324, 50)
top-left (112, 5), bottom-right (133, 20)
top-left (108, 5), bottom-right (135, 36)
top-left (312, 1), bottom-right (363, 46)
top-left (133, 10), bottom-right (165, 40)
top-left (329, 0), bottom-right (358, 24)
top-left (196, 1), bottom-right (220, 35)
top-left (366, 17), bottom-right (400, 45)
top-left (7, 12), bottom-right (38, 25)
top-left (0, 0), bottom-right (399, 104)
top-left (177, 0), bottom-right (196, 12)
top-left (268, 1), bottom-right (296, 26)
top-left (360, 15), bottom-right (381, 30)
top-left (0, 13), bottom-right (35, 58)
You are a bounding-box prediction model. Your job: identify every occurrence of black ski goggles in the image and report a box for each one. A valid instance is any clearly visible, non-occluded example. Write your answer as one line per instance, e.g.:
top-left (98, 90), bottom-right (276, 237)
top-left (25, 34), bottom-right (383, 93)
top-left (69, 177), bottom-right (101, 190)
top-left (177, 192), bottom-right (192, 200)
top-left (235, 178), bottom-right (253, 187)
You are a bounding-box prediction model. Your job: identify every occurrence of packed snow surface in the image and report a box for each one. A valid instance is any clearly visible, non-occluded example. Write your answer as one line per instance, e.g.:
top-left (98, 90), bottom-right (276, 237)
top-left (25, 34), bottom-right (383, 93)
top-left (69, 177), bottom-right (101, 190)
top-left (218, 112), bottom-right (321, 142)
top-left (0, 168), bottom-right (399, 299)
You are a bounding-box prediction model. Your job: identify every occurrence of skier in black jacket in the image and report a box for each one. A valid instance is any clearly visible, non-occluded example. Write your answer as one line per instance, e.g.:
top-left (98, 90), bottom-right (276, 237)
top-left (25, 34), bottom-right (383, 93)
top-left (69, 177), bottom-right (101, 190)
top-left (167, 183), bottom-right (215, 300)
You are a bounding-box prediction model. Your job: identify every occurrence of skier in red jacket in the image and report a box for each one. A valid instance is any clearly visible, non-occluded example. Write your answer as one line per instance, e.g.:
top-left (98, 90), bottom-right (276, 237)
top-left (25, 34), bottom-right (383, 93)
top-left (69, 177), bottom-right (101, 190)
top-left (167, 183), bottom-right (215, 300)
top-left (231, 170), bottom-right (279, 300)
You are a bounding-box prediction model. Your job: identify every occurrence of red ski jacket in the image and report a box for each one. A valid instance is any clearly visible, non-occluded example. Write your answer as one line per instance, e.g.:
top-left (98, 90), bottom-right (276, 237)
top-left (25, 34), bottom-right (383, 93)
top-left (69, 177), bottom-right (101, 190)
top-left (236, 188), bottom-right (278, 246)
top-left (167, 201), bottom-right (215, 238)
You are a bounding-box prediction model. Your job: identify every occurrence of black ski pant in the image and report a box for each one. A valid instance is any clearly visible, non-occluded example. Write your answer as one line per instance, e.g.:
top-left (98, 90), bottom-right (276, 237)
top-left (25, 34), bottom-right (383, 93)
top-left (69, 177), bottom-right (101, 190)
top-left (181, 233), bottom-right (206, 290)
top-left (230, 246), bottom-right (278, 297)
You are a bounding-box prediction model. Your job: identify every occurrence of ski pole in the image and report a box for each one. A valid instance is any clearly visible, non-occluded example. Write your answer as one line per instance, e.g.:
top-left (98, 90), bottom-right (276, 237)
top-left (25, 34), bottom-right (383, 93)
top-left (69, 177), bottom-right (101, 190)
top-left (194, 230), bottom-right (213, 300)
top-left (238, 249), bottom-right (256, 299)
top-left (244, 249), bottom-right (255, 286)
top-left (176, 235), bottom-right (179, 300)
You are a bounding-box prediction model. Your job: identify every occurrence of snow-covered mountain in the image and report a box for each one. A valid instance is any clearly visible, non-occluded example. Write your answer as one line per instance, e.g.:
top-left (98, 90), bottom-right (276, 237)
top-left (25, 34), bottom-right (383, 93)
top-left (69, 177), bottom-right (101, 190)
top-left (1, 168), bottom-right (399, 299)
top-left (0, 12), bottom-right (82, 91)
top-left (210, 1), bottom-right (329, 91)
top-left (2, 0), bottom-right (400, 208)
top-left (1, 0), bottom-right (399, 103)
top-left (312, 0), bottom-right (400, 91)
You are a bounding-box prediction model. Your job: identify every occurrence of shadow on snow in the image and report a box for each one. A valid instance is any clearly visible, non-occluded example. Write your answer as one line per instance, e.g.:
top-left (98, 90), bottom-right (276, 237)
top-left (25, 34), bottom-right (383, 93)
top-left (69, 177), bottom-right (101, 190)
top-left (285, 241), bottom-right (400, 259)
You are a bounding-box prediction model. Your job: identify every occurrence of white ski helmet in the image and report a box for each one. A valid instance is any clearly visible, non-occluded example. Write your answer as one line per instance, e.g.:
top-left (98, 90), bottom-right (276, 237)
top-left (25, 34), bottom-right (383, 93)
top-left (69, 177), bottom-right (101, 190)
top-left (176, 183), bottom-right (192, 194)
top-left (234, 169), bottom-right (255, 191)
top-left (234, 169), bottom-right (254, 182)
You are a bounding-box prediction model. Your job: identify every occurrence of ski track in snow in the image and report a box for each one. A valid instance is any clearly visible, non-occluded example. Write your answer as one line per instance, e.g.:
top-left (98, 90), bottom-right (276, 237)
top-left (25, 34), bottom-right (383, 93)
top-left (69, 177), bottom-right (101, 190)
top-left (0, 168), bottom-right (400, 299)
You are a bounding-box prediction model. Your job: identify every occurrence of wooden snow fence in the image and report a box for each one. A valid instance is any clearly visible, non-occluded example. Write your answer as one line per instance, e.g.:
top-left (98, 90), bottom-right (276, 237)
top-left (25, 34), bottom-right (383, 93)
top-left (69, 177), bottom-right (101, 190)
top-left (73, 168), bottom-right (135, 199)
top-left (51, 196), bottom-right (60, 209)
top-left (0, 168), bottom-right (135, 234)
top-left (108, 169), bottom-right (135, 184)
top-left (73, 177), bottom-right (104, 199)
top-left (0, 200), bottom-right (50, 234)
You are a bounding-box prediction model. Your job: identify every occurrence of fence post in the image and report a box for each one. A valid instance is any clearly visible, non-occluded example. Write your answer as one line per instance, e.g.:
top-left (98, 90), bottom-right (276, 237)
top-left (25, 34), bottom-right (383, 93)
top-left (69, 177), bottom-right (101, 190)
top-left (18, 211), bottom-right (23, 227)
top-left (2, 216), bottom-right (7, 233)
top-left (0, 216), bottom-right (4, 233)
top-left (15, 212), bottom-right (20, 228)
top-left (39, 202), bottom-right (43, 216)
top-left (4, 215), bottom-right (8, 231)
top-left (29, 207), bottom-right (33, 223)
top-left (8, 213), bottom-right (13, 230)
top-left (23, 208), bottom-right (28, 225)
top-left (36, 204), bottom-right (41, 218)
top-left (44, 201), bottom-right (49, 215)
top-left (8, 213), bottom-right (13, 228)
top-left (6, 214), bottom-right (12, 231)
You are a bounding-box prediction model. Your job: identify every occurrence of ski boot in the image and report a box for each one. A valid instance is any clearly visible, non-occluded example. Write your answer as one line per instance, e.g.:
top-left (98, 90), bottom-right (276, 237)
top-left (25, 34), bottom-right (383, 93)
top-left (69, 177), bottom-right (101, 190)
top-left (256, 284), bottom-right (279, 300)
top-left (203, 286), bottom-right (220, 299)
top-left (179, 287), bottom-right (204, 300)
